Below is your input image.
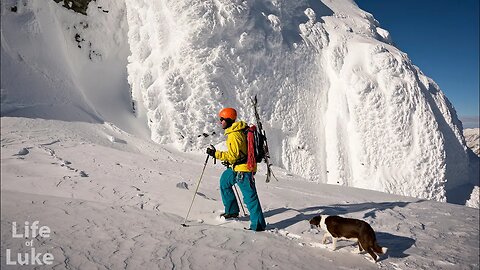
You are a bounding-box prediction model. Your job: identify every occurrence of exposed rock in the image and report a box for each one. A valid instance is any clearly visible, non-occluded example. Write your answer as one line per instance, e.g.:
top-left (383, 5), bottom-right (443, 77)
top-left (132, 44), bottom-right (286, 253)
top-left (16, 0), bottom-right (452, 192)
top-left (176, 182), bottom-right (189, 190)
top-left (53, 0), bottom-right (93, 16)
top-left (15, 148), bottom-right (29, 156)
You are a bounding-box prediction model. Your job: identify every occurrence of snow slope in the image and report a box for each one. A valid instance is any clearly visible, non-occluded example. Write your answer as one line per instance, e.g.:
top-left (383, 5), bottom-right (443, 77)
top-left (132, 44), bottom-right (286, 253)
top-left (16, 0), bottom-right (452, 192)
top-left (123, 0), bottom-right (473, 202)
top-left (1, 117), bottom-right (479, 269)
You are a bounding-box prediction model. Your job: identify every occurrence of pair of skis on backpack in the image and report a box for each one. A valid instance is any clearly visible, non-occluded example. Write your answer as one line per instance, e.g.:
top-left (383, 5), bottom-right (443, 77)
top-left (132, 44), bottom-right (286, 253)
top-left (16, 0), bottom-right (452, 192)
top-left (249, 95), bottom-right (277, 183)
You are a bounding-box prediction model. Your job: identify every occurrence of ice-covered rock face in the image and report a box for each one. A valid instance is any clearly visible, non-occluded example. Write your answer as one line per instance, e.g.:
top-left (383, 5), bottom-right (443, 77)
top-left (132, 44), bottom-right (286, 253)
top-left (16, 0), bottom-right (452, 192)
top-left (125, 0), bottom-right (330, 151)
top-left (124, 0), bottom-right (471, 201)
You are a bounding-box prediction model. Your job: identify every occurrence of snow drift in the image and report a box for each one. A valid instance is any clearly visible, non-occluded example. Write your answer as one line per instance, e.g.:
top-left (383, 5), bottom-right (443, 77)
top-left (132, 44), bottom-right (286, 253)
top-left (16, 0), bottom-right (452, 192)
top-left (123, 0), bottom-right (473, 202)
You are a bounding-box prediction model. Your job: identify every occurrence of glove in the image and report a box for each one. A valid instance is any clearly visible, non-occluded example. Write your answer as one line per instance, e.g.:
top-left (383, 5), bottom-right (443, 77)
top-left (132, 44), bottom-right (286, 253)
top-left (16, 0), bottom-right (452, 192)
top-left (206, 146), bottom-right (216, 157)
top-left (221, 161), bottom-right (230, 167)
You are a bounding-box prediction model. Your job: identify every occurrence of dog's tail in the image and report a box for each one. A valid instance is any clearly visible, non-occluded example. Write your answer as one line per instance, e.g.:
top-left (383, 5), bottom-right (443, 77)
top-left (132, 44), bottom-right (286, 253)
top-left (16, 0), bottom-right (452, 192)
top-left (373, 242), bottom-right (387, 254)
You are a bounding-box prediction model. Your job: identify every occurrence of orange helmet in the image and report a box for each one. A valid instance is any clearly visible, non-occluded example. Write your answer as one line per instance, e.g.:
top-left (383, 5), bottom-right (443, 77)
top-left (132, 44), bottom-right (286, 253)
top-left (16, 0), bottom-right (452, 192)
top-left (219, 108), bottom-right (237, 121)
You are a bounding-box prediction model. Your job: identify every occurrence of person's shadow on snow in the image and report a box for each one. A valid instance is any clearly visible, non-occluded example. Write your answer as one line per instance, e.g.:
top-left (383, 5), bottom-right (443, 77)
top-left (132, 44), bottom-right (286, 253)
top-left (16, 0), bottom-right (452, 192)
top-left (264, 200), bottom-right (421, 228)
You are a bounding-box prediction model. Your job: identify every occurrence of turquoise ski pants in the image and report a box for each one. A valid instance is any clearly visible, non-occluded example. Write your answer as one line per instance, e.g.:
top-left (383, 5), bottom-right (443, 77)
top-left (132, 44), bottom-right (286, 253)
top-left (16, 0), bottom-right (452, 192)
top-left (220, 168), bottom-right (266, 231)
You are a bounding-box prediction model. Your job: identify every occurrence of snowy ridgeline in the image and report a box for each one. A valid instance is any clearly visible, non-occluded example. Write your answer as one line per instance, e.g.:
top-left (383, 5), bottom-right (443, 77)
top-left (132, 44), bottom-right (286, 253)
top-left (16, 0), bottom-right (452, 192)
top-left (1, 0), bottom-right (477, 203)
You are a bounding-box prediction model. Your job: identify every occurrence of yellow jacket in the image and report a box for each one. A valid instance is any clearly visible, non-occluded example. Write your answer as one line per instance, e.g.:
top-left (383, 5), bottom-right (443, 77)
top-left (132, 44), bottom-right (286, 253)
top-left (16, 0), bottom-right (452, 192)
top-left (215, 121), bottom-right (257, 172)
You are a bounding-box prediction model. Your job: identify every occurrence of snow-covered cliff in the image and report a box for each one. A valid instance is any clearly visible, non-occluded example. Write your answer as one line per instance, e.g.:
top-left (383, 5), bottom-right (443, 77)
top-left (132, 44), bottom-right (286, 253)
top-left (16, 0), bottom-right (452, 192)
top-left (123, 0), bottom-right (471, 201)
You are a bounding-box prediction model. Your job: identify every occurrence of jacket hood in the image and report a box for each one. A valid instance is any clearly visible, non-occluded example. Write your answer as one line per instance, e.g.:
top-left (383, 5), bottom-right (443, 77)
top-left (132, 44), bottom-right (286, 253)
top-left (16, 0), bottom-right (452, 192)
top-left (225, 121), bottom-right (248, 135)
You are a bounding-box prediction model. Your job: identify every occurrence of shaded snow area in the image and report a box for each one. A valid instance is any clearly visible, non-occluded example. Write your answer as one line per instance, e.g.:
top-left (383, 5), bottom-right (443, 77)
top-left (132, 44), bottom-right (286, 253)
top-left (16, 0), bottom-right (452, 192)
top-left (1, 117), bottom-right (479, 269)
top-left (1, 0), bottom-right (149, 137)
top-left (1, 0), bottom-right (479, 269)
top-left (124, 0), bottom-right (474, 203)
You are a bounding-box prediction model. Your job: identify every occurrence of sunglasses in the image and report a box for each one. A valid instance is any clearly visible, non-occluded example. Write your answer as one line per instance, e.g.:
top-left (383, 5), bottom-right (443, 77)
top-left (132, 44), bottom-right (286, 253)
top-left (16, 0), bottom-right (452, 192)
top-left (219, 117), bottom-right (226, 122)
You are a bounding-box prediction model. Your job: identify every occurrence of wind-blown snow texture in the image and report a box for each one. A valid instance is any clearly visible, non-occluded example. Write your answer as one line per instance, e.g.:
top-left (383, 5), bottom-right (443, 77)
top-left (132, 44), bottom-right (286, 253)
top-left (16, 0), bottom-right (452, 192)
top-left (124, 0), bottom-right (471, 201)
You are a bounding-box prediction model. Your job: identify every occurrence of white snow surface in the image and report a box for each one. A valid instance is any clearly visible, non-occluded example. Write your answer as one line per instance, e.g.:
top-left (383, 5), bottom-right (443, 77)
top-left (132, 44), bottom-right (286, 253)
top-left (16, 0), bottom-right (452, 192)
top-left (1, 1), bottom-right (479, 268)
top-left (1, 117), bottom-right (479, 269)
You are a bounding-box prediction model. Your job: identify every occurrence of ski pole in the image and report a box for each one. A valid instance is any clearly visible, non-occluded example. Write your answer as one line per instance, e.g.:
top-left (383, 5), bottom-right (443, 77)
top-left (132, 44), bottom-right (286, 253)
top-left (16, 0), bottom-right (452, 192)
top-left (233, 184), bottom-right (247, 217)
top-left (181, 155), bottom-right (209, 227)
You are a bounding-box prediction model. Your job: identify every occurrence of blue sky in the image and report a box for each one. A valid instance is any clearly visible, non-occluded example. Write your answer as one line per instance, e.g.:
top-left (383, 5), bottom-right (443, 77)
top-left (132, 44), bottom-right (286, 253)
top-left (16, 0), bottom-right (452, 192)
top-left (355, 0), bottom-right (479, 128)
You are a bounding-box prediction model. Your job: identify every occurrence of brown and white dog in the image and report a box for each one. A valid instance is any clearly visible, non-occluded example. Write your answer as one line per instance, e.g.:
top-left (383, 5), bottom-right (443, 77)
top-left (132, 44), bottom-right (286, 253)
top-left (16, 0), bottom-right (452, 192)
top-left (309, 215), bottom-right (387, 262)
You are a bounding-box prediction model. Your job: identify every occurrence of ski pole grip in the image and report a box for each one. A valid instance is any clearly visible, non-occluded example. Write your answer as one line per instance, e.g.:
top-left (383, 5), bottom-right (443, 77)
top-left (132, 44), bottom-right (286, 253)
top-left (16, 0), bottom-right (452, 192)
top-left (209, 144), bottom-right (216, 164)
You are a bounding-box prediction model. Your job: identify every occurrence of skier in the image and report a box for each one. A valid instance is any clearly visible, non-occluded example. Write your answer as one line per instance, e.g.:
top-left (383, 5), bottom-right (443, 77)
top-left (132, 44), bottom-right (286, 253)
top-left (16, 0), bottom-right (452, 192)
top-left (206, 108), bottom-right (267, 231)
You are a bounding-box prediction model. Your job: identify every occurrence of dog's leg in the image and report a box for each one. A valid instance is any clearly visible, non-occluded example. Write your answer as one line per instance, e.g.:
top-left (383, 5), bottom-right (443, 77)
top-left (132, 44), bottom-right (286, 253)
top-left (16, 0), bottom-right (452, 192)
top-left (321, 233), bottom-right (329, 244)
top-left (366, 247), bottom-right (378, 262)
top-left (331, 237), bottom-right (337, 250)
top-left (352, 241), bottom-right (363, 254)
